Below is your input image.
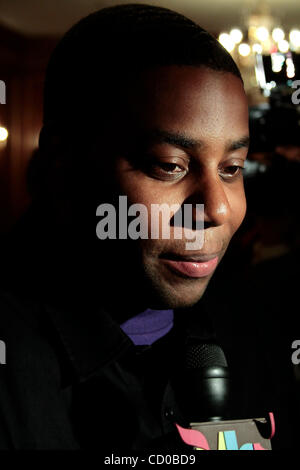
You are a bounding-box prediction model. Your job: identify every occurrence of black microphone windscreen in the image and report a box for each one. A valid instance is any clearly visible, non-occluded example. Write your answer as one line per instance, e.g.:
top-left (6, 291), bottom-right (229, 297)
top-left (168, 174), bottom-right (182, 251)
top-left (185, 342), bottom-right (228, 369)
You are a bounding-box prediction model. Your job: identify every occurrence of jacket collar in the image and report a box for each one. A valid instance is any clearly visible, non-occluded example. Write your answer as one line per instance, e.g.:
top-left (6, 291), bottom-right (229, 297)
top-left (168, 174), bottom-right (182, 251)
top-left (44, 297), bottom-right (133, 384)
top-left (44, 294), bottom-right (216, 386)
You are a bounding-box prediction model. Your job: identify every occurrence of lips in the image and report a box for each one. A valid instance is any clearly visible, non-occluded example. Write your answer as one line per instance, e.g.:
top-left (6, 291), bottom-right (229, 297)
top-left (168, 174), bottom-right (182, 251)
top-left (160, 252), bottom-right (220, 279)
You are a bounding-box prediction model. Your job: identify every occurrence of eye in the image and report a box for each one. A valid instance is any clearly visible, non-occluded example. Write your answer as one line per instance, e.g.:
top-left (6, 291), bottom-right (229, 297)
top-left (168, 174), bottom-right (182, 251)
top-left (219, 164), bottom-right (245, 180)
top-left (158, 162), bottom-right (184, 173)
top-left (143, 159), bottom-right (189, 181)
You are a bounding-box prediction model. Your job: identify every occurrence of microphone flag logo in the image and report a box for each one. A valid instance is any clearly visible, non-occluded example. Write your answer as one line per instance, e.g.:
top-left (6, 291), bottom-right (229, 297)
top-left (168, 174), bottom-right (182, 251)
top-left (175, 413), bottom-right (275, 451)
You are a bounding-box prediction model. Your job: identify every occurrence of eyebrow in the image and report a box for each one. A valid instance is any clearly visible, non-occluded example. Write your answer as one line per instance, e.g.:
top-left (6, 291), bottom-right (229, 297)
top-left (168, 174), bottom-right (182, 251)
top-left (143, 129), bottom-right (250, 153)
top-left (228, 136), bottom-right (250, 151)
top-left (144, 129), bottom-right (200, 149)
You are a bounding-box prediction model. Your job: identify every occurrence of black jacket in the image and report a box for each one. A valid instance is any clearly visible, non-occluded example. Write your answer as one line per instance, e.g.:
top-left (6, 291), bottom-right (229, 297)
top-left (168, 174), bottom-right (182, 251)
top-left (0, 288), bottom-right (213, 450)
top-left (0, 279), bottom-right (299, 451)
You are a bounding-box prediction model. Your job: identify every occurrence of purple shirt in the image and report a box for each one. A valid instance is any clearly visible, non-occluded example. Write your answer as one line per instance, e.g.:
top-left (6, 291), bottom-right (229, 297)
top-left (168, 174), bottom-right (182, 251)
top-left (120, 308), bottom-right (174, 345)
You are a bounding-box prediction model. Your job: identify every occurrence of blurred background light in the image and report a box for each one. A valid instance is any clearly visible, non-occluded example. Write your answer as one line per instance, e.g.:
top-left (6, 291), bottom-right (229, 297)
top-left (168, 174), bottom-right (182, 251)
top-left (255, 26), bottom-right (270, 42)
top-left (272, 27), bottom-right (285, 42)
top-left (218, 32), bottom-right (235, 52)
top-left (278, 39), bottom-right (290, 53)
top-left (252, 43), bottom-right (263, 54)
top-left (230, 28), bottom-right (243, 44)
top-left (0, 127), bottom-right (8, 142)
top-left (290, 29), bottom-right (300, 47)
top-left (239, 43), bottom-right (251, 57)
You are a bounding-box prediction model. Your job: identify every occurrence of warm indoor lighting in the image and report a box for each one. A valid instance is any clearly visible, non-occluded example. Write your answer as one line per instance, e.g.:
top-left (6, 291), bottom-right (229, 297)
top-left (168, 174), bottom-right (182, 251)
top-left (290, 29), bottom-right (300, 47)
top-left (286, 57), bottom-right (295, 78)
top-left (238, 43), bottom-right (251, 57)
top-left (271, 53), bottom-right (285, 73)
top-left (218, 12), bottom-right (299, 91)
top-left (230, 28), bottom-right (243, 44)
top-left (252, 43), bottom-right (263, 54)
top-left (278, 39), bottom-right (289, 53)
top-left (287, 69), bottom-right (295, 78)
top-left (272, 28), bottom-right (285, 43)
top-left (0, 126), bottom-right (8, 142)
top-left (218, 33), bottom-right (235, 52)
top-left (265, 81), bottom-right (277, 90)
top-left (255, 26), bottom-right (269, 42)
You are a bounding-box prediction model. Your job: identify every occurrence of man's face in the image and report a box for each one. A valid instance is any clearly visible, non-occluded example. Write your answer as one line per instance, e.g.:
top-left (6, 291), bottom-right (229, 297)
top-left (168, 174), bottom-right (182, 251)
top-left (105, 66), bottom-right (249, 308)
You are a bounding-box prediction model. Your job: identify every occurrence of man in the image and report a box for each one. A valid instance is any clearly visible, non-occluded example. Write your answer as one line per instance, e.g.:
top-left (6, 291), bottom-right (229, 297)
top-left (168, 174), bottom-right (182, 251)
top-left (0, 4), bottom-right (259, 450)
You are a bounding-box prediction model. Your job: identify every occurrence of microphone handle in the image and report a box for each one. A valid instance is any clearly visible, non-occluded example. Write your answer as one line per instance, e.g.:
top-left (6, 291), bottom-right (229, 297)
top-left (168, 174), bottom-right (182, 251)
top-left (179, 366), bottom-right (231, 422)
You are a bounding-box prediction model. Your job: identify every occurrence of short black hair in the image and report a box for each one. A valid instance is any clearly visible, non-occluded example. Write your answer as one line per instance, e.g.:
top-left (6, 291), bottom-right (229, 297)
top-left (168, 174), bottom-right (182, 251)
top-left (35, 4), bottom-right (244, 211)
top-left (41, 3), bottom-right (243, 137)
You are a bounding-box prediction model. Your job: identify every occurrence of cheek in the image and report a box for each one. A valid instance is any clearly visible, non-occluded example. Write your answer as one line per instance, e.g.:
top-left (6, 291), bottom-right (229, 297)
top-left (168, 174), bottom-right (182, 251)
top-left (117, 178), bottom-right (161, 214)
top-left (115, 171), bottom-right (184, 242)
top-left (115, 160), bottom-right (156, 203)
top-left (115, 165), bottom-right (180, 207)
top-left (229, 186), bottom-right (247, 232)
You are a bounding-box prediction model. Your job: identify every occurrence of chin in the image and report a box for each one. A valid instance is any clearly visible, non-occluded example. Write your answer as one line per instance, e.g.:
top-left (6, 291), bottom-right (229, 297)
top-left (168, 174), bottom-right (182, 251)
top-left (145, 274), bottom-right (211, 310)
top-left (149, 291), bottom-right (205, 310)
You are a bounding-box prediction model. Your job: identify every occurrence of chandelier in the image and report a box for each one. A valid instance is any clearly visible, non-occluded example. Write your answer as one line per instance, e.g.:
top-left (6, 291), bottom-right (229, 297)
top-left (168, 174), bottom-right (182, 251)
top-left (218, 1), bottom-right (300, 90)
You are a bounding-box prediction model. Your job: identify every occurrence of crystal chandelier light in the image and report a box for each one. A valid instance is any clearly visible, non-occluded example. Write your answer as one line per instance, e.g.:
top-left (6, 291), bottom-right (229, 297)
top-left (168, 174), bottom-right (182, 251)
top-left (218, 0), bottom-right (300, 91)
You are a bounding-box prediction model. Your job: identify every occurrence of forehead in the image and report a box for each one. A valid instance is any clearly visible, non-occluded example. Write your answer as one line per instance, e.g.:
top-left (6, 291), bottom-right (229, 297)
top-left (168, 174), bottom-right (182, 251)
top-left (122, 65), bottom-right (249, 142)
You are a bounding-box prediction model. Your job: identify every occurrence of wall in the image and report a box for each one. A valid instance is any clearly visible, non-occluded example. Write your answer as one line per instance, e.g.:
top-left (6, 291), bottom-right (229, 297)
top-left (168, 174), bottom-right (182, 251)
top-left (0, 25), bottom-right (58, 232)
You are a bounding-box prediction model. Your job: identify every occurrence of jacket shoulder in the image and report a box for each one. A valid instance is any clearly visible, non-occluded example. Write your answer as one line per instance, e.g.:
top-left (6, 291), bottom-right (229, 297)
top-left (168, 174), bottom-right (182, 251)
top-left (0, 289), bottom-right (62, 381)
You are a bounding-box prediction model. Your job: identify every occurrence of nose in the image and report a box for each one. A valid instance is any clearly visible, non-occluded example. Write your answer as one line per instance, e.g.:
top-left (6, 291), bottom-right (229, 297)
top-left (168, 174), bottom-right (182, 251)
top-left (187, 173), bottom-right (230, 228)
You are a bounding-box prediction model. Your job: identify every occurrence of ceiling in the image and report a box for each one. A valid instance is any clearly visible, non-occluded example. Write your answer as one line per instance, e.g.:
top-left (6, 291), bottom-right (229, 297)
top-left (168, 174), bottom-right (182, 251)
top-left (0, 0), bottom-right (300, 37)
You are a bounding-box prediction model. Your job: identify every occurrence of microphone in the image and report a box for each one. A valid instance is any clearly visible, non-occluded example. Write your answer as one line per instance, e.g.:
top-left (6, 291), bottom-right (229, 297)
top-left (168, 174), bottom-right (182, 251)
top-left (173, 341), bottom-right (275, 450)
top-left (183, 341), bottom-right (230, 422)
